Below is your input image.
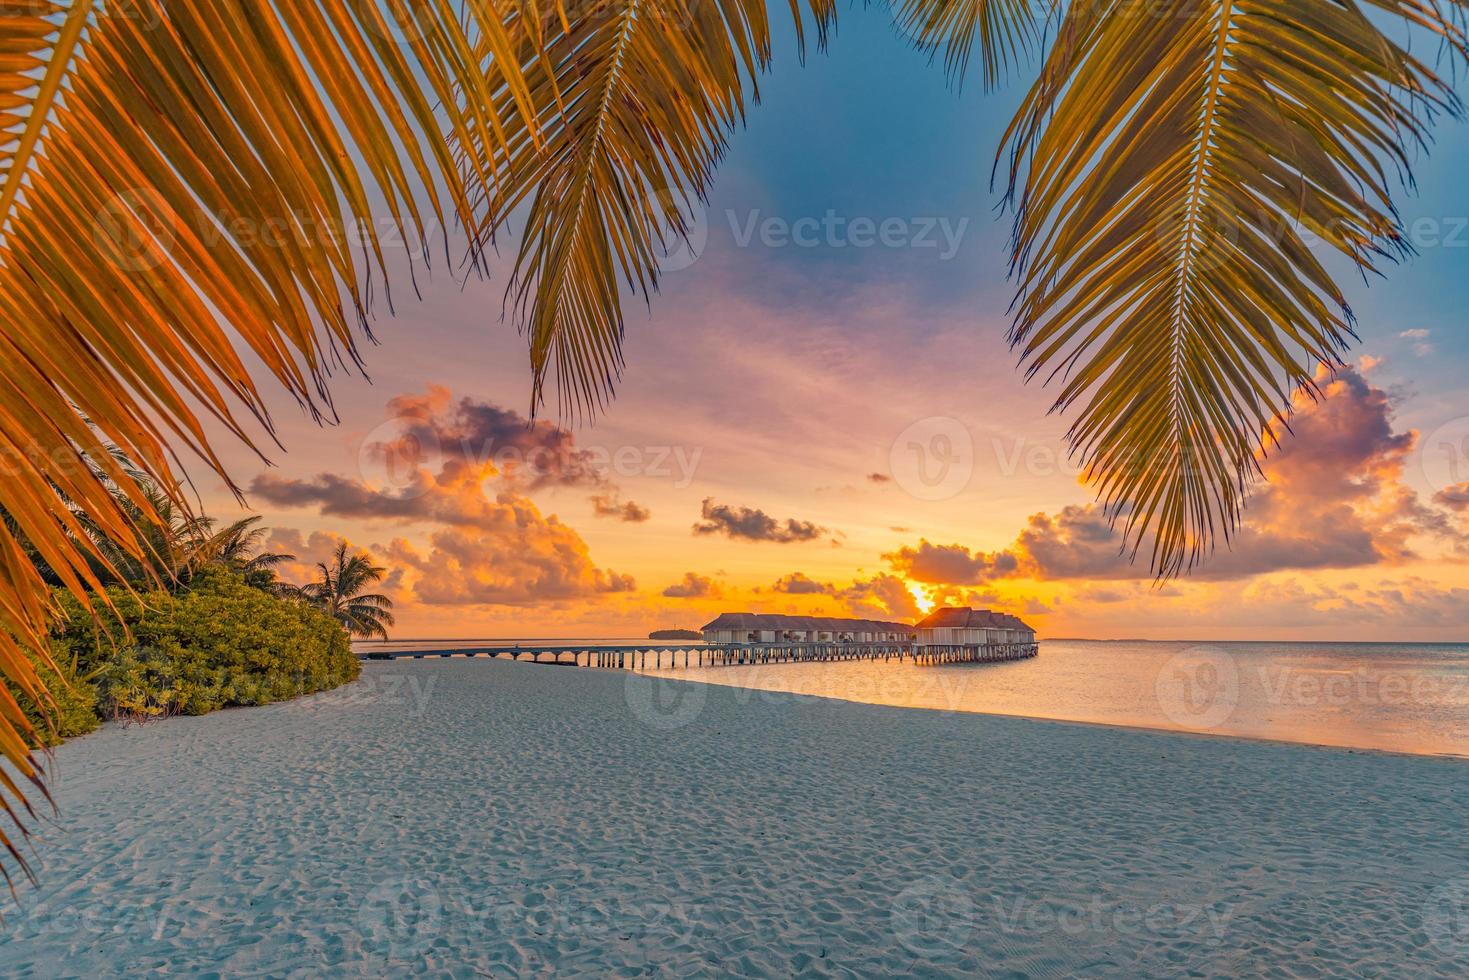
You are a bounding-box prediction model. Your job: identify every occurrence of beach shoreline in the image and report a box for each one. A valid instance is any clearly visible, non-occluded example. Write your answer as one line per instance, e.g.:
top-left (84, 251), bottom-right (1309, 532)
top-left (4, 658), bottom-right (1466, 976)
top-left (648, 662), bottom-right (1469, 763)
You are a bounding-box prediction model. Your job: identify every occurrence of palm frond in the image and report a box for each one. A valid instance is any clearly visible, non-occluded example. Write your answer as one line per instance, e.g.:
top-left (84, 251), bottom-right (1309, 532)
top-left (0, 0), bottom-right (542, 886)
top-left (0, 1), bottom-right (87, 222)
top-left (298, 542), bottom-right (393, 638)
top-left (269, 581), bottom-right (305, 601)
top-left (998, 0), bottom-right (1466, 577)
top-left (890, 0), bottom-right (1041, 87)
top-left (343, 604), bottom-right (393, 641)
top-left (466, 0), bottom-right (833, 417)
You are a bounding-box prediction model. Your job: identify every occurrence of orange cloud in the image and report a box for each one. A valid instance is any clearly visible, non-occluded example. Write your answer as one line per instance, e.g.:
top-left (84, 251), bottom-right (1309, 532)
top-left (837, 573), bottom-right (922, 621)
top-left (591, 492), bottom-right (652, 523)
top-left (265, 528), bottom-right (356, 587)
top-left (884, 541), bottom-right (1019, 584)
top-left (372, 386), bottom-right (608, 491)
top-left (770, 572), bottom-right (833, 594)
top-left (1435, 483), bottom-right (1469, 512)
top-left (253, 394), bottom-right (634, 608)
top-left (662, 572), bottom-right (722, 598)
top-left (384, 494), bottom-right (635, 607)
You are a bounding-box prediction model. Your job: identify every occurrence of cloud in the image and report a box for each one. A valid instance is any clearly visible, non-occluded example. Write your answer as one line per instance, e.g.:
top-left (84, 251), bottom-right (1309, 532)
top-left (1026, 367), bottom-right (1461, 580)
top-left (886, 367), bottom-right (1464, 585)
top-left (1077, 586), bottom-right (1129, 604)
top-left (692, 498), bottom-right (827, 543)
top-left (252, 471), bottom-right (498, 526)
top-left (883, 540), bottom-right (1019, 584)
top-left (265, 527), bottom-right (346, 565)
top-left (867, 472), bottom-right (891, 484)
top-left (1398, 329), bottom-right (1433, 357)
top-left (1007, 506), bottom-right (1133, 581)
top-left (251, 389), bottom-right (619, 532)
top-left (766, 571), bottom-right (919, 619)
top-left (835, 573), bottom-right (921, 621)
top-left (1053, 575), bottom-right (1469, 636)
top-left (590, 493), bottom-right (652, 523)
top-left (369, 386), bottom-right (607, 491)
top-left (1434, 483), bottom-right (1469, 512)
top-left (255, 390), bottom-right (634, 605)
top-left (263, 528), bottom-right (355, 588)
top-left (1188, 365), bottom-right (1458, 577)
top-left (661, 572), bottom-right (722, 598)
top-left (383, 495), bottom-right (635, 607)
top-left (771, 572), bottom-right (834, 594)
top-left (262, 529), bottom-right (411, 595)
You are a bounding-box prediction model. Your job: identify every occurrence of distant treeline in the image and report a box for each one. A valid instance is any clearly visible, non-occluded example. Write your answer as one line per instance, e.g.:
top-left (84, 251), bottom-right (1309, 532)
top-left (648, 629), bottom-right (701, 640)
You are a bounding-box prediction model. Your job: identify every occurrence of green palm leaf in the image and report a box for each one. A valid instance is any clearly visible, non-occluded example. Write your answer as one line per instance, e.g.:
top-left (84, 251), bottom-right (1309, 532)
top-left (998, 0), bottom-right (1466, 576)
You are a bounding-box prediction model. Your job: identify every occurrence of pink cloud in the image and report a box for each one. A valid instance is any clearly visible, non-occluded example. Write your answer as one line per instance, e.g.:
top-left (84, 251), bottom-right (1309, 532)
top-left (886, 367), bottom-right (1465, 584)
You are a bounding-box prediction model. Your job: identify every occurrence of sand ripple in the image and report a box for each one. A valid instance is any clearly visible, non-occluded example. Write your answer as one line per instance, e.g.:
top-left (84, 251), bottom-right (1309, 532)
top-left (2, 660), bottom-right (1466, 977)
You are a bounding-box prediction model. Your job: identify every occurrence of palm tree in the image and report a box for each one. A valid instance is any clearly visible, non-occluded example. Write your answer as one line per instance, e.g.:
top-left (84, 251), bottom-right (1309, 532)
top-left (79, 481), bottom-right (214, 589)
top-left (200, 517), bottom-right (298, 596)
top-left (28, 470), bottom-right (290, 594)
top-left (299, 543), bottom-right (396, 641)
top-left (1, 0), bottom-right (1464, 885)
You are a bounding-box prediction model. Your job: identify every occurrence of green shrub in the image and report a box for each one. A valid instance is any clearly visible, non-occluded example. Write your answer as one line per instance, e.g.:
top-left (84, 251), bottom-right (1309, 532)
top-left (2, 643), bottom-right (100, 747)
top-left (50, 567), bottom-right (358, 722)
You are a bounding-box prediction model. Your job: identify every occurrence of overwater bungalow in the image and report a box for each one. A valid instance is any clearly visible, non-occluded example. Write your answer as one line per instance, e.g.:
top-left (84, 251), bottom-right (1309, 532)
top-left (914, 607), bottom-right (1036, 648)
top-left (700, 613), bottom-right (914, 645)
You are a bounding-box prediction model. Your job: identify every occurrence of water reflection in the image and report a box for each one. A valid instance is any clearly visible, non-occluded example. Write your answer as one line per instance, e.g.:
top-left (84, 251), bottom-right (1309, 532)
top-left (654, 640), bottom-right (1469, 758)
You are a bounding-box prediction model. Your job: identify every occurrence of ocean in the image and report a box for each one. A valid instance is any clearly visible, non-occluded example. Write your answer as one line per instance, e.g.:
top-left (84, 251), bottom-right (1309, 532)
top-left (354, 638), bottom-right (1469, 757)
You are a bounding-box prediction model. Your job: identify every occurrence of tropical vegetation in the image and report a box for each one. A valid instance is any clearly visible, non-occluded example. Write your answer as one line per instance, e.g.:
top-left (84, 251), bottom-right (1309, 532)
top-left (297, 542), bottom-right (396, 641)
top-left (7, 490), bottom-right (376, 742)
top-left (1, 0), bottom-right (1464, 885)
top-left (7, 643), bottom-right (99, 748)
top-left (46, 568), bottom-right (359, 722)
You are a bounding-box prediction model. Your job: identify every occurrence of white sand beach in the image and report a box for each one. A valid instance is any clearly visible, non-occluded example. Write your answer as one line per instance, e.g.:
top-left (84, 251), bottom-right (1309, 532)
top-left (3, 658), bottom-right (1467, 977)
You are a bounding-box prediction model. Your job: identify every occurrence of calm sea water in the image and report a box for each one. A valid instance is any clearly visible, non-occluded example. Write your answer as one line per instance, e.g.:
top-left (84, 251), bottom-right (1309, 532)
top-left (356, 638), bottom-right (1469, 757)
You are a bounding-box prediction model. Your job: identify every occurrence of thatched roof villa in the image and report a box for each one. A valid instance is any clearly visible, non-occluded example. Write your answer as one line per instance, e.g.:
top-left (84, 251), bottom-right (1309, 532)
top-left (701, 613), bottom-right (913, 645)
top-left (914, 607), bottom-right (1036, 647)
top-left (701, 608), bottom-right (1037, 648)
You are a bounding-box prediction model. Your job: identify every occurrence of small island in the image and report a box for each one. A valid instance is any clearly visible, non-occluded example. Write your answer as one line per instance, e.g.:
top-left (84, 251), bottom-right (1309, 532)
top-left (648, 628), bottom-right (702, 640)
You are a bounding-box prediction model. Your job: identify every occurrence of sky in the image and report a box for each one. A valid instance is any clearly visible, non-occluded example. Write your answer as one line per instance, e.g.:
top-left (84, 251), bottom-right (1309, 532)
top-left (196, 10), bottom-right (1469, 642)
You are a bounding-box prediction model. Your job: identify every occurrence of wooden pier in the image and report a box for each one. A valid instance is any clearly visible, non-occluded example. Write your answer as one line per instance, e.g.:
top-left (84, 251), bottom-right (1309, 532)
top-left (360, 641), bottom-right (1039, 670)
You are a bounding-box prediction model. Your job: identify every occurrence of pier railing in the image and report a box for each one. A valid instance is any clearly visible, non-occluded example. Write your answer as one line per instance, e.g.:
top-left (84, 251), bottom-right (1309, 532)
top-left (361, 641), bottom-right (1039, 669)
